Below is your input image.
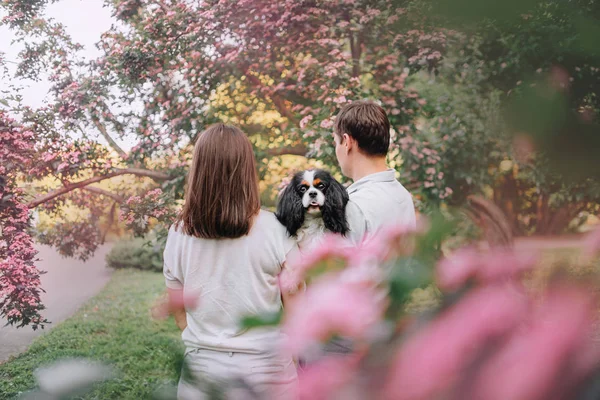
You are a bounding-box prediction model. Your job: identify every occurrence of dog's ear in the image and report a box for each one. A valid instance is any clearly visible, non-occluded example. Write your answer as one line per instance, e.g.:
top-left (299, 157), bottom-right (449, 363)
top-left (322, 174), bottom-right (350, 236)
top-left (276, 180), bottom-right (305, 237)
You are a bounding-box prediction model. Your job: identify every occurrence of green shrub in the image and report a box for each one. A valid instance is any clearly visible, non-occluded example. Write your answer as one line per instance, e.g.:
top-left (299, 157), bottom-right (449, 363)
top-left (105, 236), bottom-right (164, 272)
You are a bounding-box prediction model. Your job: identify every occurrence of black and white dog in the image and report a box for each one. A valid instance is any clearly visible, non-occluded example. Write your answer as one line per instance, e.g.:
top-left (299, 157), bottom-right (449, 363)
top-left (276, 169), bottom-right (349, 249)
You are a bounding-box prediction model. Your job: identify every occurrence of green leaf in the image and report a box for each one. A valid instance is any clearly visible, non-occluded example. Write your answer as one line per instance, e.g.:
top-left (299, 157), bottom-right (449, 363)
top-left (240, 310), bottom-right (283, 329)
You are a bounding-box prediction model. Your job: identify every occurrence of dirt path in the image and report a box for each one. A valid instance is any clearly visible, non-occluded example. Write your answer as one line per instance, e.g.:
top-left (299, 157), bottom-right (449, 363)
top-left (513, 235), bottom-right (585, 251)
top-left (0, 243), bottom-right (113, 363)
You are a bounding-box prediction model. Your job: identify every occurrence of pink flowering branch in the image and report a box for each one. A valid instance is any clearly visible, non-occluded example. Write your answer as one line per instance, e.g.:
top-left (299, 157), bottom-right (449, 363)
top-left (27, 168), bottom-right (170, 208)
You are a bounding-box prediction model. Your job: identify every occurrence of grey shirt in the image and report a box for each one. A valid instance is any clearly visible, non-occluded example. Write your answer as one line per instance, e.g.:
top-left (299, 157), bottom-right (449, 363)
top-left (318, 170), bottom-right (416, 357)
top-left (345, 169), bottom-right (416, 245)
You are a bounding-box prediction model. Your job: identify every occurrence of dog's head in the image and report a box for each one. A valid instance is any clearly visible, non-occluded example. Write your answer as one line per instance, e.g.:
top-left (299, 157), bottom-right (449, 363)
top-left (276, 169), bottom-right (349, 237)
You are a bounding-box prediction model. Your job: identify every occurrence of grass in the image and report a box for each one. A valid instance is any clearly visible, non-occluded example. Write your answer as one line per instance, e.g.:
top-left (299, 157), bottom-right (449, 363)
top-left (0, 270), bottom-right (183, 399)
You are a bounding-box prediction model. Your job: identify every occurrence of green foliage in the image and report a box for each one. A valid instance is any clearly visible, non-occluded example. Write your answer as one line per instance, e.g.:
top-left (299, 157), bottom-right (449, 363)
top-left (0, 270), bottom-right (182, 399)
top-left (105, 237), bottom-right (164, 273)
top-left (407, 0), bottom-right (600, 234)
top-left (240, 311), bottom-right (283, 330)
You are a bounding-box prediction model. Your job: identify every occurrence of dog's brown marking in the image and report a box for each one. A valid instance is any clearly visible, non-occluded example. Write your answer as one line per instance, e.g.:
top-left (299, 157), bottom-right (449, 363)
top-left (313, 178), bottom-right (321, 186)
top-left (301, 180), bottom-right (309, 186)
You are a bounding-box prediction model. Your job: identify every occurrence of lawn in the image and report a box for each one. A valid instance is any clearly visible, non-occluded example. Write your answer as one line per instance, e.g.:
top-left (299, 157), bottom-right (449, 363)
top-left (0, 270), bottom-right (183, 399)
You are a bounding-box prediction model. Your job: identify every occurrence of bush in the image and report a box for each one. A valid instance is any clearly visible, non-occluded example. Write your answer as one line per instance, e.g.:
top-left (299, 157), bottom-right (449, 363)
top-left (105, 236), bottom-right (164, 272)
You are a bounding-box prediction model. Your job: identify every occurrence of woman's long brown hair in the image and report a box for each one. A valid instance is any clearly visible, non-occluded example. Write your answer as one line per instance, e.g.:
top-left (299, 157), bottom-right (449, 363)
top-left (177, 124), bottom-right (260, 239)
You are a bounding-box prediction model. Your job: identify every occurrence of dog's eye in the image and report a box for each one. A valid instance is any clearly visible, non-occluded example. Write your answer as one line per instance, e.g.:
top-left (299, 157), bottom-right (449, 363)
top-left (316, 183), bottom-right (325, 189)
top-left (299, 186), bottom-right (307, 193)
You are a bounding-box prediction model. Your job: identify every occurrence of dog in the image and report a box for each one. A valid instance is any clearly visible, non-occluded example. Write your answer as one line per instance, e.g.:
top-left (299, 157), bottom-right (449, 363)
top-left (276, 169), bottom-right (349, 250)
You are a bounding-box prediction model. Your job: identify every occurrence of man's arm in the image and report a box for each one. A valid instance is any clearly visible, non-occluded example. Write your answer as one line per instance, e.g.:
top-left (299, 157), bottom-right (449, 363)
top-left (345, 200), bottom-right (368, 246)
top-left (398, 196), bottom-right (417, 230)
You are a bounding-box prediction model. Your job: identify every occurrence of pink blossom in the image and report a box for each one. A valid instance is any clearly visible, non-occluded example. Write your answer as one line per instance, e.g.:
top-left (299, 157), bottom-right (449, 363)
top-left (320, 119), bottom-right (334, 129)
top-left (385, 284), bottom-right (529, 400)
top-left (283, 277), bottom-right (384, 355)
top-left (582, 227), bottom-right (600, 257)
top-left (469, 285), bottom-right (598, 400)
top-left (42, 153), bottom-right (58, 162)
top-left (151, 288), bottom-right (200, 320)
top-left (297, 355), bottom-right (360, 400)
top-left (299, 115), bottom-right (313, 129)
top-left (279, 234), bottom-right (348, 293)
top-left (437, 247), bottom-right (538, 291)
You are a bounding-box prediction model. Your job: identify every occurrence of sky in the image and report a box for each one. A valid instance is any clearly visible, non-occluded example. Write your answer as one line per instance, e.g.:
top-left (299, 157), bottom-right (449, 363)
top-left (1, 0), bottom-right (113, 108)
top-left (0, 0), bottom-right (135, 150)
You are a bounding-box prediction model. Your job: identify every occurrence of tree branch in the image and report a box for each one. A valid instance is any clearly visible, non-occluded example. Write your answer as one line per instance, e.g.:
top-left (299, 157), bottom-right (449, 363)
top-left (27, 168), bottom-right (170, 208)
top-left (92, 119), bottom-right (128, 158)
top-left (101, 201), bottom-right (118, 244)
top-left (82, 186), bottom-right (125, 203)
top-left (265, 146), bottom-right (308, 157)
top-left (346, 11), bottom-right (362, 78)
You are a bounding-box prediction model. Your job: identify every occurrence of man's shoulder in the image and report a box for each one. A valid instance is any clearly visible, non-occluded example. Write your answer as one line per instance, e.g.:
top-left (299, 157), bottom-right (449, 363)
top-left (349, 179), bottom-right (412, 206)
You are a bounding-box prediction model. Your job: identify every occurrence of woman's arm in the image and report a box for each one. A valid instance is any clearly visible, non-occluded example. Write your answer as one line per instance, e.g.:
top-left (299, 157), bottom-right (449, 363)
top-left (172, 308), bottom-right (187, 331)
top-left (167, 288), bottom-right (188, 331)
top-left (280, 262), bottom-right (306, 309)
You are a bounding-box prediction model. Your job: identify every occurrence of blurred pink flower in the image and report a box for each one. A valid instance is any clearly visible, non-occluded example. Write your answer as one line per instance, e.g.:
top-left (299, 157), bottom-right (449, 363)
top-left (282, 224), bottom-right (418, 291)
top-left (279, 234), bottom-right (348, 293)
top-left (583, 227), bottom-right (600, 258)
top-left (283, 277), bottom-right (384, 355)
top-left (297, 355), bottom-right (360, 400)
top-left (437, 247), bottom-right (537, 291)
top-left (151, 289), bottom-right (200, 320)
top-left (469, 285), bottom-right (598, 400)
top-left (384, 283), bottom-right (529, 400)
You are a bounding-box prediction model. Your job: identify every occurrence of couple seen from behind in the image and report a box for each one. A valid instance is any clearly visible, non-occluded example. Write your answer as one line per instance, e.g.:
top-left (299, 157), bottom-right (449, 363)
top-left (162, 100), bottom-right (416, 399)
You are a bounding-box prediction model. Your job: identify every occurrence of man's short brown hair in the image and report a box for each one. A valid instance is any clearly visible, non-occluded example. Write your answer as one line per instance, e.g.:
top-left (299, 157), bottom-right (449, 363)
top-left (334, 100), bottom-right (391, 156)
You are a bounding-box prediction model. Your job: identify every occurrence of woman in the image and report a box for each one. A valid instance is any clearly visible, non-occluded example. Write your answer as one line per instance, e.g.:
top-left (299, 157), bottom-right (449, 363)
top-left (163, 124), bottom-right (299, 399)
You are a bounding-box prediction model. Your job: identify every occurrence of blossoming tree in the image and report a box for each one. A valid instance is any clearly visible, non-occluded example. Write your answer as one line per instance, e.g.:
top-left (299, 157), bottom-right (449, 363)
top-left (1, 0), bottom-right (451, 326)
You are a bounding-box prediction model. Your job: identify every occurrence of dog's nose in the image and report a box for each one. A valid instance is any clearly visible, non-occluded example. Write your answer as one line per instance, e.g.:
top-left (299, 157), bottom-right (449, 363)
top-left (308, 191), bottom-right (317, 198)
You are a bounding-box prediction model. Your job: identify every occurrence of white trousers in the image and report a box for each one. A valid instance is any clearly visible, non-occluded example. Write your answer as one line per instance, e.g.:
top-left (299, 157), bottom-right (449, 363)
top-left (178, 348), bottom-right (298, 400)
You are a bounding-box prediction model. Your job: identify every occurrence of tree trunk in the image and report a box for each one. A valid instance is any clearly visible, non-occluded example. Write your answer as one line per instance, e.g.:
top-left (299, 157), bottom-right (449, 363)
top-left (495, 174), bottom-right (521, 236)
top-left (465, 195), bottom-right (514, 247)
top-left (537, 203), bottom-right (584, 235)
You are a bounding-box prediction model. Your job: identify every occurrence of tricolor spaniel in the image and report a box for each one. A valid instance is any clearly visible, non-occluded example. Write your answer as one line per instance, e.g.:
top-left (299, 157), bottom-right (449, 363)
top-left (276, 169), bottom-right (349, 249)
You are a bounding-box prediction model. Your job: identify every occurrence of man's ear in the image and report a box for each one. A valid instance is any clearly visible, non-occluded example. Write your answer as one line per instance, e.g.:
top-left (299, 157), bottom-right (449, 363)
top-left (343, 133), bottom-right (353, 154)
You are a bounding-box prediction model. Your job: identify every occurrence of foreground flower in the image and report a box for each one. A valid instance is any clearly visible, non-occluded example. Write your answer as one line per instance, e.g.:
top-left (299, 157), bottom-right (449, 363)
top-left (151, 288), bottom-right (200, 320)
top-left (436, 247), bottom-right (537, 291)
top-left (283, 276), bottom-right (384, 355)
top-left (385, 283), bottom-right (529, 400)
top-left (297, 355), bottom-right (361, 400)
top-left (281, 224), bottom-right (419, 292)
top-left (279, 235), bottom-right (348, 293)
top-left (583, 227), bottom-right (600, 258)
top-left (468, 285), bottom-right (598, 400)
top-left (34, 359), bottom-right (113, 397)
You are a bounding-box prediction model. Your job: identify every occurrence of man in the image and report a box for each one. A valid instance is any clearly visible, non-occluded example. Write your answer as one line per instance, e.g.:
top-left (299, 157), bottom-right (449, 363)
top-left (309, 100), bottom-right (417, 358)
top-left (333, 100), bottom-right (416, 245)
